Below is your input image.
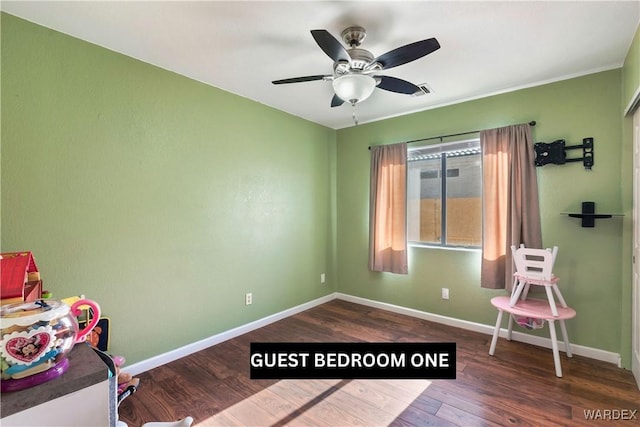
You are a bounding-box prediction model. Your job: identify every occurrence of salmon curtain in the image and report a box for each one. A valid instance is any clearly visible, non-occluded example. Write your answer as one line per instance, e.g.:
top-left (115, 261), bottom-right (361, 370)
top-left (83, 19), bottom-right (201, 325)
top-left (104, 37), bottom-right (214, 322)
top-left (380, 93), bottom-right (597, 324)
top-left (480, 123), bottom-right (542, 289)
top-left (369, 143), bottom-right (408, 274)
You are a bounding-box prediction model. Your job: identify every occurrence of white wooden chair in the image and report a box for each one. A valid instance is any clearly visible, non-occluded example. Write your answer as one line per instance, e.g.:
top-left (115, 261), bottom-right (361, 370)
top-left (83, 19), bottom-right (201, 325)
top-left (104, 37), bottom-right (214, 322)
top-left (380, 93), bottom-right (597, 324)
top-left (509, 244), bottom-right (567, 317)
top-left (489, 244), bottom-right (576, 377)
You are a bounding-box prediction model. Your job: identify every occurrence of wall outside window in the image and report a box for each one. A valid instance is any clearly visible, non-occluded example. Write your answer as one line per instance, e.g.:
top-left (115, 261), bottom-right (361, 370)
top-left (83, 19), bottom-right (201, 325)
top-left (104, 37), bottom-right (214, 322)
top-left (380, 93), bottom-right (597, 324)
top-left (408, 141), bottom-right (481, 247)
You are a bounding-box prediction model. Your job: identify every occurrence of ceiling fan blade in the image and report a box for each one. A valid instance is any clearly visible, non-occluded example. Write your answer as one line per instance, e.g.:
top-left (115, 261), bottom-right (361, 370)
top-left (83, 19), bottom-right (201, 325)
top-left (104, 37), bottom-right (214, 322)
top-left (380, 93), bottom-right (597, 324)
top-left (272, 75), bottom-right (330, 85)
top-left (376, 76), bottom-right (420, 94)
top-left (372, 38), bottom-right (440, 70)
top-left (311, 30), bottom-right (350, 63)
top-left (331, 94), bottom-right (345, 107)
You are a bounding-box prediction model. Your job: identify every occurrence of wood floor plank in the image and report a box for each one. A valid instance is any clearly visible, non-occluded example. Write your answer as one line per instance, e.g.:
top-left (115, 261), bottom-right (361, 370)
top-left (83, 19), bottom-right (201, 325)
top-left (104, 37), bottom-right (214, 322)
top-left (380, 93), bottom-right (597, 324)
top-left (424, 383), bottom-right (542, 427)
top-left (435, 402), bottom-right (504, 427)
top-left (119, 300), bottom-right (639, 426)
top-left (337, 380), bottom-right (432, 422)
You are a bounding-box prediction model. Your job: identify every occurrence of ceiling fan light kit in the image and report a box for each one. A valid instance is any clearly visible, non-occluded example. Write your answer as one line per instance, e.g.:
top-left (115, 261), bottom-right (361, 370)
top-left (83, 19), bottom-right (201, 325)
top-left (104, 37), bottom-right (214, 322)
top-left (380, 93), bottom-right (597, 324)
top-left (332, 74), bottom-right (377, 105)
top-left (272, 26), bottom-right (440, 125)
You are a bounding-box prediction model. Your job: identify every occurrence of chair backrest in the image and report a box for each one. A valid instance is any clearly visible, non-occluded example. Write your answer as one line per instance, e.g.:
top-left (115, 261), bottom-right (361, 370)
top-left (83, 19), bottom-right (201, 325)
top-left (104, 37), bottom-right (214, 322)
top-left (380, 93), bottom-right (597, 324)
top-left (510, 244), bottom-right (558, 281)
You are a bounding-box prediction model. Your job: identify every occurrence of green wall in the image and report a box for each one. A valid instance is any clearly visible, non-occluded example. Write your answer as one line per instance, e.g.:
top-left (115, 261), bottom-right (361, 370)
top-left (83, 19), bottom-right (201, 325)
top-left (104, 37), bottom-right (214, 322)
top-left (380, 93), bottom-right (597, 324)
top-left (336, 70), bottom-right (629, 365)
top-left (1, 14), bottom-right (337, 364)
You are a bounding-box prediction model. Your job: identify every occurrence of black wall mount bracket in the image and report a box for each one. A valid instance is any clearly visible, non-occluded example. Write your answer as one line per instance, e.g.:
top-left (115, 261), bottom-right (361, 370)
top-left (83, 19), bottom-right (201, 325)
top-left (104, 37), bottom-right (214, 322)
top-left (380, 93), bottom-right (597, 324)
top-left (566, 201), bottom-right (610, 227)
top-left (534, 137), bottom-right (594, 170)
top-left (562, 201), bottom-right (623, 228)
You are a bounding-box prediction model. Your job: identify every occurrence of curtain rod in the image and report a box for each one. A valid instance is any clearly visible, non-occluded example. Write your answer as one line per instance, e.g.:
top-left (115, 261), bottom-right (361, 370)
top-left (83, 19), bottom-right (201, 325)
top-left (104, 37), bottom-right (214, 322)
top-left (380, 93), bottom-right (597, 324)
top-left (368, 121), bottom-right (537, 150)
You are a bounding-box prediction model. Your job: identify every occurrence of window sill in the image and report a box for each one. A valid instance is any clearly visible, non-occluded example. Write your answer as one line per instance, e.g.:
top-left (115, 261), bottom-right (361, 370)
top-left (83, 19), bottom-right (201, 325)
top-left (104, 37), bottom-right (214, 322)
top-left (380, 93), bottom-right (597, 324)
top-left (408, 243), bottom-right (481, 252)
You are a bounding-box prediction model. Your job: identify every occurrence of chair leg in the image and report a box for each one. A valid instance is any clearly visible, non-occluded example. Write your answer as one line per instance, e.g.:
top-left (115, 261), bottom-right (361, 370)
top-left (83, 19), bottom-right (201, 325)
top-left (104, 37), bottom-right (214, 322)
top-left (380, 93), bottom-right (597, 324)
top-left (509, 280), bottom-right (526, 307)
top-left (489, 310), bottom-right (503, 356)
top-left (508, 276), bottom-right (519, 299)
top-left (559, 319), bottom-right (573, 358)
top-left (544, 286), bottom-right (559, 317)
top-left (548, 320), bottom-right (563, 377)
top-left (506, 314), bottom-right (514, 340)
top-left (552, 284), bottom-right (568, 308)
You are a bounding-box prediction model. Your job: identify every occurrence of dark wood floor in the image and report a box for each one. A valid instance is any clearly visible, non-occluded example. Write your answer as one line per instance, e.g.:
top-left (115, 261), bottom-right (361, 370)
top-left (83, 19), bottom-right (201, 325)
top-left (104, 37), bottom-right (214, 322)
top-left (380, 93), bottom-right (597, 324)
top-left (118, 300), bottom-right (639, 426)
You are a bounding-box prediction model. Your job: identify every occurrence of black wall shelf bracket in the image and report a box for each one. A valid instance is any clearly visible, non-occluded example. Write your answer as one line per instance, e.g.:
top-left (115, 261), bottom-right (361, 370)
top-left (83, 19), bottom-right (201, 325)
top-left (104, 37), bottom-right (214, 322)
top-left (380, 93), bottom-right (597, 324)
top-left (534, 137), bottom-right (594, 170)
top-left (563, 201), bottom-right (623, 228)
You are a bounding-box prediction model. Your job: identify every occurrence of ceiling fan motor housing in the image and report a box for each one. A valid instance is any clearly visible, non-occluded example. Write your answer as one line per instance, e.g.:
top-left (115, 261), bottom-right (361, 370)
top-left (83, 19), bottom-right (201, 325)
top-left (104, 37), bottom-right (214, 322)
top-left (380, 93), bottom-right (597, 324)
top-left (347, 48), bottom-right (375, 70)
top-left (341, 26), bottom-right (367, 47)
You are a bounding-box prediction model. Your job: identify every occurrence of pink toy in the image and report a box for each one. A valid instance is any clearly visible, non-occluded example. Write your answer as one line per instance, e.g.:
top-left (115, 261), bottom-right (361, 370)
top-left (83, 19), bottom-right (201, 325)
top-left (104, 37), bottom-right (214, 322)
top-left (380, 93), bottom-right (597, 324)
top-left (1, 298), bottom-right (101, 392)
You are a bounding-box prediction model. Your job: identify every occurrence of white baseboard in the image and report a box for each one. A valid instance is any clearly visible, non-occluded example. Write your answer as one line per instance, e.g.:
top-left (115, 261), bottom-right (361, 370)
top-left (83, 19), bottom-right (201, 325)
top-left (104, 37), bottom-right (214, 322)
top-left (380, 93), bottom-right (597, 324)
top-left (336, 293), bottom-right (622, 367)
top-left (124, 293), bottom-right (337, 376)
top-left (125, 291), bottom-right (621, 376)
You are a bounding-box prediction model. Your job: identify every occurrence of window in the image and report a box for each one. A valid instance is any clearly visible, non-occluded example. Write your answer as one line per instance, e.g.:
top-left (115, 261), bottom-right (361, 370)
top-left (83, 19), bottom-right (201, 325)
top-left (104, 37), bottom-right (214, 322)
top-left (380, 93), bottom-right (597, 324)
top-left (407, 139), bottom-right (482, 248)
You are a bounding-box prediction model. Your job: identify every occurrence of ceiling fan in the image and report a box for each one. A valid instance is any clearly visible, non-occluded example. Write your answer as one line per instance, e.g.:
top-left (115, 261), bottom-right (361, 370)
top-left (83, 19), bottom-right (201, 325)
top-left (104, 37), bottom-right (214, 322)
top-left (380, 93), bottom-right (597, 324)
top-left (272, 26), bottom-right (440, 108)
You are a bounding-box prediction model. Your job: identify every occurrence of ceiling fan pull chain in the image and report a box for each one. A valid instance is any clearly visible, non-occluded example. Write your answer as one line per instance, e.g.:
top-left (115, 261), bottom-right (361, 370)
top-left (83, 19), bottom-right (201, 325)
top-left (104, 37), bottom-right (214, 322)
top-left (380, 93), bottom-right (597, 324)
top-left (352, 101), bottom-right (359, 126)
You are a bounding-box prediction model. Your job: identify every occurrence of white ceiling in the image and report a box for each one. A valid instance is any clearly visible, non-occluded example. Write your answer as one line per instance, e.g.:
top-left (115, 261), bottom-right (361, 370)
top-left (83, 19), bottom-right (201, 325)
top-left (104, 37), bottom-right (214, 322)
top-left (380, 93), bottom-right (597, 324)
top-left (2, 1), bottom-right (639, 129)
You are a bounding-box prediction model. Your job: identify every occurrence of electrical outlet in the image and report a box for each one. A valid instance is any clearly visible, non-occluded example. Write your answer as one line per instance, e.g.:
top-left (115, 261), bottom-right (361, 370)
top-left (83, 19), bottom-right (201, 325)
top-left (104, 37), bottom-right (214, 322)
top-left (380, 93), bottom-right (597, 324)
top-left (320, 273), bottom-right (326, 284)
top-left (441, 288), bottom-right (450, 300)
top-left (245, 292), bottom-right (252, 305)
